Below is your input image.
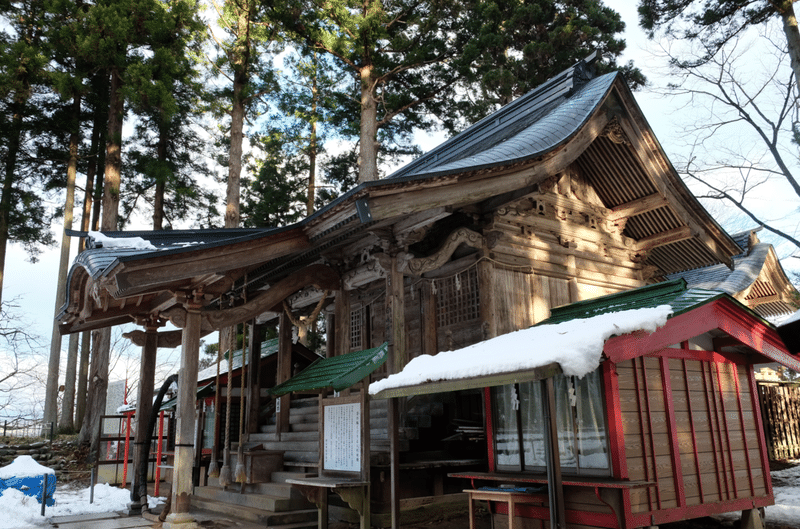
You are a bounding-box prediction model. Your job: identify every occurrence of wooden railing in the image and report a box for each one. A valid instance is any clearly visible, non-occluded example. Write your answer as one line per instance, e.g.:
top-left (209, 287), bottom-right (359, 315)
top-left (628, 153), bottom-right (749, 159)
top-left (758, 381), bottom-right (800, 460)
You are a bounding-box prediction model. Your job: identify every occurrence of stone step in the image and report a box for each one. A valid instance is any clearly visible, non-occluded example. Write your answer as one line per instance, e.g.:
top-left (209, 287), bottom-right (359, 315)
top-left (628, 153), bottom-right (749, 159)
top-left (267, 521), bottom-right (318, 529)
top-left (203, 476), bottom-right (307, 500)
top-left (190, 494), bottom-right (317, 526)
top-left (250, 431), bottom-right (319, 443)
top-left (254, 439), bottom-right (319, 452)
top-left (193, 485), bottom-right (311, 512)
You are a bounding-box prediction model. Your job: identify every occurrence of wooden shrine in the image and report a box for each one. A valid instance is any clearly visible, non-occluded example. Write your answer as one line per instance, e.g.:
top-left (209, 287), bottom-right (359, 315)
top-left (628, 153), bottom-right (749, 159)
top-left (56, 53), bottom-right (800, 528)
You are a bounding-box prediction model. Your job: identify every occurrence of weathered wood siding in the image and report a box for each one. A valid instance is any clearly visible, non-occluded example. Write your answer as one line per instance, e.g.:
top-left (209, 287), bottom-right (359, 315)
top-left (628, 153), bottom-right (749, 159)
top-left (758, 382), bottom-right (800, 460)
top-left (617, 356), bottom-right (768, 515)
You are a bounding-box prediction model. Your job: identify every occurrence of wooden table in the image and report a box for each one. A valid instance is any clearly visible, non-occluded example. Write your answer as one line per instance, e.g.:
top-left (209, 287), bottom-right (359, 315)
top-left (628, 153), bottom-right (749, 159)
top-left (465, 488), bottom-right (548, 529)
top-left (451, 472), bottom-right (656, 529)
top-left (285, 476), bottom-right (370, 529)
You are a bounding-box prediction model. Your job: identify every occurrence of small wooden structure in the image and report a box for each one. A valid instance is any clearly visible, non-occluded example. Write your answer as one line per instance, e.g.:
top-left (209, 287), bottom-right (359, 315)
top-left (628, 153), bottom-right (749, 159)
top-left (373, 279), bottom-right (800, 528)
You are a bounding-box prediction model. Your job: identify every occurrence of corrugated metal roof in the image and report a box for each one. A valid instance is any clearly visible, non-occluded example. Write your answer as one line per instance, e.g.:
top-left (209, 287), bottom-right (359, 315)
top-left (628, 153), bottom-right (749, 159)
top-left (269, 342), bottom-right (388, 396)
top-left (539, 279), bottom-right (728, 326)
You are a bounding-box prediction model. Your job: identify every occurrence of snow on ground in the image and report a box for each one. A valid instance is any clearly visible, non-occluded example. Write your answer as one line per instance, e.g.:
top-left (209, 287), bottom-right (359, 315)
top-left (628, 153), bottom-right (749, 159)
top-left (764, 462), bottom-right (800, 526)
top-left (0, 482), bottom-right (164, 529)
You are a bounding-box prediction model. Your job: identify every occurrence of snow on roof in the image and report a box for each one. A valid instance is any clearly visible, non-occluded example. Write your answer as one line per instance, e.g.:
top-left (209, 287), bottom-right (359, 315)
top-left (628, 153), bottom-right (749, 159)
top-left (368, 305), bottom-right (673, 396)
top-left (88, 231), bottom-right (156, 250)
top-left (0, 455), bottom-right (55, 478)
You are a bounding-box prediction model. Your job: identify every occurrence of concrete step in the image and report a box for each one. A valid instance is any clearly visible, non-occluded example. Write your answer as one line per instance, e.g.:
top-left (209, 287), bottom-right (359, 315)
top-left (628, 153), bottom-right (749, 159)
top-left (190, 494), bottom-right (317, 526)
top-left (193, 485), bottom-right (311, 512)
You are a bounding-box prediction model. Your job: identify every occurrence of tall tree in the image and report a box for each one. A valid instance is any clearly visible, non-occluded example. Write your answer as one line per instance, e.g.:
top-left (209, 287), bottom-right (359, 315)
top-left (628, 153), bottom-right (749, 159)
top-left (263, 0), bottom-right (641, 184)
top-left (638, 0), bottom-right (800, 87)
top-left (75, 0), bottom-right (162, 459)
top-left (211, 0), bottom-right (277, 229)
top-left (0, 1), bottom-right (55, 306)
top-left (123, 0), bottom-right (217, 230)
top-left (455, 0), bottom-right (645, 125)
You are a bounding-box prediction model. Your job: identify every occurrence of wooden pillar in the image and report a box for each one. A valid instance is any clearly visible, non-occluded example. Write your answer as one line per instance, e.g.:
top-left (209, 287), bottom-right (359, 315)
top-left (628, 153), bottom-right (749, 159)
top-left (335, 288), bottom-right (349, 355)
top-left (421, 282), bottom-right (437, 356)
top-left (246, 321), bottom-right (262, 435)
top-left (478, 250), bottom-right (496, 339)
top-left (129, 321), bottom-right (160, 512)
top-left (325, 311), bottom-right (336, 358)
top-left (277, 312), bottom-right (292, 437)
top-left (386, 253), bottom-right (405, 529)
top-left (164, 297), bottom-right (201, 529)
top-left (543, 377), bottom-right (566, 529)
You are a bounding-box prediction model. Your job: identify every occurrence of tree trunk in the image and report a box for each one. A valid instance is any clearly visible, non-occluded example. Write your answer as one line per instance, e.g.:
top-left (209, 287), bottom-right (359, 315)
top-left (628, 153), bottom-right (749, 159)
top-left (227, 73), bottom-right (246, 228)
top-left (779, 1), bottom-right (800, 90)
top-left (44, 94), bottom-right (81, 429)
top-left (153, 114), bottom-right (168, 230)
top-left (60, 333), bottom-right (80, 431)
top-left (358, 64), bottom-right (379, 183)
top-left (75, 331), bottom-right (90, 426)
top-left (78, 326), bottom-right (110, 462)
top-left (307, 59), bottom-right (318, 215)
top-left (101, 67), bottom-right (124, 231)
top-left (82, 66), bottom-right (123, 456)
top-left (0, 92), bottom-right (26, 307)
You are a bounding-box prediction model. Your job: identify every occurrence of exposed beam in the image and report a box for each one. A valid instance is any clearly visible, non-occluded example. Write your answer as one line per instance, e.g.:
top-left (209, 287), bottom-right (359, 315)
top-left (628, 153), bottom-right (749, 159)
top-left (609, 193), bottom-right (667, 222)
top-left (164, 264), bottom-right (340, 331)
top-left (633, 226), bottom-right (692, 253)
top-left (746, 294), bottom-right (782, 307)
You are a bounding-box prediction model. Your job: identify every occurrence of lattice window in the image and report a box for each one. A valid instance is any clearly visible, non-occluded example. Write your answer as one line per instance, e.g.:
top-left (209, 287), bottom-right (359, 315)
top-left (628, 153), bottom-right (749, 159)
top-left (435, 267), bottom-right (480, 327)
top-left (350, 305), bottom-right (364, 351)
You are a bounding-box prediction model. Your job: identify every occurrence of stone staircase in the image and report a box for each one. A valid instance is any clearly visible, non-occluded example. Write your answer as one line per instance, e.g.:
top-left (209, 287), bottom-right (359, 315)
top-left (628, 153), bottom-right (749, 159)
top-left (189, 394), bottom-right (443, 527)
top-left (192, 470), bottom-right (318, 528)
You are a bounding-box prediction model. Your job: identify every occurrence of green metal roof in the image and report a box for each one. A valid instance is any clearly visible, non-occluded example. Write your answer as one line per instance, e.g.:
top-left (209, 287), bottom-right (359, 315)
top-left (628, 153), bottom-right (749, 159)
top-left (540, 279), bottom-right (731, 326)
top-left (269, 342), bottom-right (389, 396)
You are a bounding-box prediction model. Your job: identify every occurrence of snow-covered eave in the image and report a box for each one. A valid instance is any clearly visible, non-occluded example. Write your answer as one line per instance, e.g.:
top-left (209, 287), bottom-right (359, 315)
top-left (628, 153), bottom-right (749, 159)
top-left (369, 305), bottom-right (673, 399)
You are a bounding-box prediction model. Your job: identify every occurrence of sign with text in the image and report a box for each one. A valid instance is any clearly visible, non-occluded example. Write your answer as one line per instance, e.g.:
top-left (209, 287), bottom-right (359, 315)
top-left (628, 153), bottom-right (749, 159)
top-left (323, 401), bottom-right (361, 472)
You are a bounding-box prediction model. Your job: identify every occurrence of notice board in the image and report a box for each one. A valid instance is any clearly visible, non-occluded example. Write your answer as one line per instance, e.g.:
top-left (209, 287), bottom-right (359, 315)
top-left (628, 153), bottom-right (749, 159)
top-left (322, 396), bottom-right (362, 473)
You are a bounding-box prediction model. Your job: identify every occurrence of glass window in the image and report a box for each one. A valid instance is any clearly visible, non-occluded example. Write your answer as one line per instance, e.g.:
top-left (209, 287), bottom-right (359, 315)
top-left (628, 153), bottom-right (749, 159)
top-left (491, 369), bottom-right (610, 475)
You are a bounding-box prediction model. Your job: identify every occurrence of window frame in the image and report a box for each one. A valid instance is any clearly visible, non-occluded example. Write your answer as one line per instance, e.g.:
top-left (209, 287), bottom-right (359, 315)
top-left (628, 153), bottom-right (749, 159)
top-left (490, 369), bottom-right (612, 477)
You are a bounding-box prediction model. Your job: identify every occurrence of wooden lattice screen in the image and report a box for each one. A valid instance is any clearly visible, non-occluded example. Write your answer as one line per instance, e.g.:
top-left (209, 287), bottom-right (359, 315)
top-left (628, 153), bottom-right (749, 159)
top-left (758, 381), bottom-right (800, 460)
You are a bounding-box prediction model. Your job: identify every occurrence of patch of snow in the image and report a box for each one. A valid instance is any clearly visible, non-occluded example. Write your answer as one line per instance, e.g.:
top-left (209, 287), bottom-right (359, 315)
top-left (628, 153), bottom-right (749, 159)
top-left (0, 482), bottom-right (164, 529)
top-left (88, 231), bottom-right (156, 250)
top-left (0, 456), bottom-right (55, 479)
top-left (116, 403), bottom-right (136, 414)
top-left (369, 306), bottom-right (673, 395)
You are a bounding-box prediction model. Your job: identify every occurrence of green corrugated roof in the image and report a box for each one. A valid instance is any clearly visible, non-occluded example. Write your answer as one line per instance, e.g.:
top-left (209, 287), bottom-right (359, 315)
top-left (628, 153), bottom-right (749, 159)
top-left (540, 279), bottom-right (729, 326)
top-left (269, 342), bottom-right (389, 396)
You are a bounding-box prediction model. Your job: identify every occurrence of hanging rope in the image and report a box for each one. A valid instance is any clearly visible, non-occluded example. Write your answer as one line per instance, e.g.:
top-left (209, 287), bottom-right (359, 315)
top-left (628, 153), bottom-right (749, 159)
top-left (218, 323), bottom-right (236, 488)
top-left (235, 322), bottom-right (248, 483)
top-left (207, 329), bottom-right (223, 479)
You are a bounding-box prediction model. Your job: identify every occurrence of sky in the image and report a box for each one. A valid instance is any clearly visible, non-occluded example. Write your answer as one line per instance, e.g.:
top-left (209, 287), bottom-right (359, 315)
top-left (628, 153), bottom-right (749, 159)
top-left (2, 2), bottom-right (799, 417)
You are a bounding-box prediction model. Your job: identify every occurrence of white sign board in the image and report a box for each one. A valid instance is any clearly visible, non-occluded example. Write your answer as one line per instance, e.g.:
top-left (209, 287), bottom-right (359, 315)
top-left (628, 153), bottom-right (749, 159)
top-left (323, 402), bottom-right (361, 472)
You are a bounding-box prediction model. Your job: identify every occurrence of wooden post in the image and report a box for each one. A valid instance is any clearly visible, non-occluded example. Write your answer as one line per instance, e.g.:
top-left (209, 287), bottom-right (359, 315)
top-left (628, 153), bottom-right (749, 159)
top-left (277, 312), bottom-right (292, 437)
top-left (325, 311), bottom-right (336, 358)
top-left (163, 296), bottom-right (201, 529)
top-left (386, 253), bottom-right (405, 529)
top-left (129, 321), bottom-right (160, 513)
top-left (246, 321), bottom-right (262, 435)
top-left (478, 250), bottom-right (496, 340)
top-left (421, 282), bottom-right (437, 356)
top-left (543, 377), bottom-right (566, 529)
top-left (335, 288), bottom-right (350, 355)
